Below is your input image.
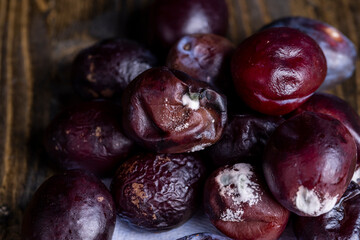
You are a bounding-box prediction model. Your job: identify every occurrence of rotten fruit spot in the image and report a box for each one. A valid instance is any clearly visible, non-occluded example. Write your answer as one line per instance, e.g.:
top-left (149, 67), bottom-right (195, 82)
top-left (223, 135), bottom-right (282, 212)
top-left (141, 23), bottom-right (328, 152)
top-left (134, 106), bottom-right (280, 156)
top-left (182, 92), bottom-right (200, 110)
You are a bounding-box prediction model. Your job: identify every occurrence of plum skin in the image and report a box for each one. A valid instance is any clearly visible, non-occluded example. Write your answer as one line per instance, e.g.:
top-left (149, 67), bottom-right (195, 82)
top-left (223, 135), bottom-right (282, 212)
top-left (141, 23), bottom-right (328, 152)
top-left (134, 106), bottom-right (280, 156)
top-left (263, 112), bottom-right (357, 217)
top-left (231, 27), bottom-right (326, 115)
top-left (111, 153), bottom-right (206, 231)
top-left (121, 67), bottom-right (227, 153)
top-left (72, 38), bottom-right (157, 99)
top-left (262, 16), bottom-right (357, 91)
top-left (21, 170), bottom-right (116, 240)
top-left (148, 0), bottom-right (228, 51)
top-left (44, 100), bottom-right (134, 176)
top-left (204, 163), bottom-right (290, 240)
top-left (294, 182), bottom-right (360, 239)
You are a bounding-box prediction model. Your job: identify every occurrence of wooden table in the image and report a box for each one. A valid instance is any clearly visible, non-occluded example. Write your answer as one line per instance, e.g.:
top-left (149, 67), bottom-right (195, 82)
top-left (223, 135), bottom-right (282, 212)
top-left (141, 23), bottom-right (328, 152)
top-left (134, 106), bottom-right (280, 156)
top-left (0, 0), bottom-right (359, 239)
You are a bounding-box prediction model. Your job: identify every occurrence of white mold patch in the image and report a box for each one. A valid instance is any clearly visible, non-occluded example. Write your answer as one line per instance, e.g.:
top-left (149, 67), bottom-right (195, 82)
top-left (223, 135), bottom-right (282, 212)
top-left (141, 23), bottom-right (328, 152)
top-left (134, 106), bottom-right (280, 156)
top-left (352, 168), bottom-right (360, 184)
top-left (295, 186), bottom-right (338, 216)
top-left (215, 163), bottom-right (260, 222)
top-left (188, 143), bottom-right (211, 152)
top-left (182, 93), bottom-right (200, 110)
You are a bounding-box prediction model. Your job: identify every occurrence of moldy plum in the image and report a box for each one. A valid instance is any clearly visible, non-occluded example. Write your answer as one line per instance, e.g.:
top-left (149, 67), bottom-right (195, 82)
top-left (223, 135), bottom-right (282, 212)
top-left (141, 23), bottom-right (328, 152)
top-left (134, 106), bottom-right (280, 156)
top-left (231, 27), bottom-right (326, 115)
top-left (204, 163), bottom-right (290, 240)
top-left (294, 182), bottom-right (360, 239)
top-left (122, 67), bottom-right (227, 153)
top-left (148, 0), bottom-right (228, 51)
top-left (205, 113), bottom-right (284, 167)
top-left (263, 17), bottom-right (357, 91)
top-left (177, 232), bottom-right (231, 240)
top-left (44, 101), bottom-right (134, 176)
top-left (263, 112), bottom-right (357, 216)
top-left (166, 33), bottom-right (235, 92)
top-left (21, 170), bottom-right (116, 240)
top-left (72, 38), bottom-right (157, 99)
top-left (111, 153), bottom-right (206, 231)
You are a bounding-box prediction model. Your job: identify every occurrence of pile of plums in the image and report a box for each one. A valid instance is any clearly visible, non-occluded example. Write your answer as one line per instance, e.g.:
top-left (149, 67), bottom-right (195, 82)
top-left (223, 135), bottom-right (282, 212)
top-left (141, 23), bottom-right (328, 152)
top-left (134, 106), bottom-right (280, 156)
top-left (22, 0), bottom-right (359, 239)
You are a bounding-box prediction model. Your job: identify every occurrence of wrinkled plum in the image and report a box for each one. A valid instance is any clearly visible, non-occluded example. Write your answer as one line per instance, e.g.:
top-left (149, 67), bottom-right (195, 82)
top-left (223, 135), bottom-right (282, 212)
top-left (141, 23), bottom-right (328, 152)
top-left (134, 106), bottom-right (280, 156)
top-left (205, 114), bottom-right (284, 167)
top-left (166, 34), bottom-right (235, 92)
top-left (22, 170), bottom-right (116, 240)
top-left (148, 0), bottom-right (228, 51)
top-left (263, 112), bottom-right (357, 216)
top-left (176, 232), bottom-right (231, 240)
top-left (291, 92), bottom-right (360, 184)
top-left (294, 182), bottom-right (360, 239)
top-left (231, 27), bottom-right (326, 115)
top-left (111, 153), bottom-right (206, 231)
top-left (263, 17), bottom-right (357, 90)
top-left (44, 101), bottom-right (134, 176)
top-left (204, 163), bottom-right (290, 240)
top-left (72, 38), bottom-right (157, 99)
top-left (122, 67), bottom-right (227, 153)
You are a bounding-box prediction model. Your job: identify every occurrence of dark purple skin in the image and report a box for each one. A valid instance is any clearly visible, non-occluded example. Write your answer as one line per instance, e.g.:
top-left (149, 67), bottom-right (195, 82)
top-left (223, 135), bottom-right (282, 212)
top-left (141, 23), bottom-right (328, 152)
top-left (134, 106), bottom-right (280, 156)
top-left (294, 182), bottom-right (360, 239)
top-left (263, 112), bottom-right (357, 217)
top-left (111, 153), bottom-right (206, 231)
top-left (176, 232), bottom-right (231, 240)
top-left (204, 163), bottom-right (290, 240)
top-left (166, 33), bottom-right (235, 93)
top-left (122, 67), bottom-right (227, 153)
top-left (72, 38), bottom-right (157, 99)
top-left (262, 17), bottom-right (357, 91)
top-left (148, 0), bottom-right (228, 52)
top-left (205, 113), bottom-right (284, 167)
top-left (44, 101), bottom-right (134, 176)
top-left (21, 170), bottom-right (116, 240)
top-left (291, 92), bottom-right (360, 176)
top-left (231, 27), bottom-right (326, 116)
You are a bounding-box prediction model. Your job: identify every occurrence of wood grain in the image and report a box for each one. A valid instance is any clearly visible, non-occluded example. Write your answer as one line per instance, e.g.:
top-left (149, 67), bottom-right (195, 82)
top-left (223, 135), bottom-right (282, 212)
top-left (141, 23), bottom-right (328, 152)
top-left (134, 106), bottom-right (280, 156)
top-left (0, 0), bottom-right (359, 239)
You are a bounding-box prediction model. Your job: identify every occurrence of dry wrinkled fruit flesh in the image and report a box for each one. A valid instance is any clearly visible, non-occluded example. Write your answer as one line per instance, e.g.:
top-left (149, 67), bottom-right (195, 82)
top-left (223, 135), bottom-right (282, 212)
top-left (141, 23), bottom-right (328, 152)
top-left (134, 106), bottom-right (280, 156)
top-left (111, 153), bottom-right (206, 231)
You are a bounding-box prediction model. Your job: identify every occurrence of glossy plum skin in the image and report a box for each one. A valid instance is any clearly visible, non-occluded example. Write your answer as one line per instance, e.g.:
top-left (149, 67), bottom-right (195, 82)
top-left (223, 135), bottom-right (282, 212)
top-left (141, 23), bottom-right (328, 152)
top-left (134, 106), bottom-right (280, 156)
top-left (204, 163), bottom-right (290, 240)
top-left (176, 232), bottom-right (231, 240)
top-left (291, 92), bottom-right (360, 182)
top-left (111, 153), bottom-right (206, 231)
top-left (231, 27), bottom-right (326, 115)
top-left (72, 38), bottom-right (157, 99)
top-left (166, 34), bottom-right (235, 92)
top-left (294, 182), bottom-right (360, 239)
top-left (205, 114), bottom-right (284, 167)
top-left (44, 101), bottom-right (134, 176)
top-left (263, 17), bottom-right (357, 91)
top-left (122, 67), bottom-right (227, 153)
top-left (21, 170), bottom-right (116, 240)
top-left (263, 112), bottom-right (357, 217)
top-left (148, 0), bottom-right (228, 51)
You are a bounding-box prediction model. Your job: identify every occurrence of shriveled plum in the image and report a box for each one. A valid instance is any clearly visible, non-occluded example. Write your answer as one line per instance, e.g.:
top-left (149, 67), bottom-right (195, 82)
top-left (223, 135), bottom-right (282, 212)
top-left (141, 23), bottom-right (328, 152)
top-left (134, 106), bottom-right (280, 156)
top-left (294, 182), bottom-right (360, 239)
top-left (72, 38), bottom-right (157, 99)
top-left (21, 170), bottom-right (116, 240)
top-left (205, 113), bottom-right (284, 167)
top-left (263, 112), bottom-right (357, 216)
top-left (262, 17), bottom-right (357, 90)
top-left (177, 232), bottom-right (231, 240)
top-left (111, 153), bottom-right (206, 231)
top-left (44, 100), bottom-right (134, 176)
top-left (122, 67), bottom-right (227, 153)
top-left (231, 27), bottom-right (326, 115)
top-left (204, 163), bottom-right (290, 240)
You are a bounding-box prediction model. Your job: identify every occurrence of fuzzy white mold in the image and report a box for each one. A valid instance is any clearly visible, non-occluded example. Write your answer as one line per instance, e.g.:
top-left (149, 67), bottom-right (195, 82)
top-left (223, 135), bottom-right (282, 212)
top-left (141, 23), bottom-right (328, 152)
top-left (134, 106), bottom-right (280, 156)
top-left (182, 93), bottom-right (200, 110)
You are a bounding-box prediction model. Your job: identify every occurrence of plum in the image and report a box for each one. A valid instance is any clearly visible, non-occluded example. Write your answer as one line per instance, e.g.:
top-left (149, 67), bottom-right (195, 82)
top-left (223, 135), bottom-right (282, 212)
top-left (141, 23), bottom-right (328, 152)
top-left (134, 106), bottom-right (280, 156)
top-left (121, 67), bottom-right (227, 153)
top-left (166, 33), bottom-right (235, 93)
top-left (262, 17), bottom-right (357, 90)
top-left (72, 38), bottom-right (157, 99)
top-left (148, 0), bottom-right (228, 52)
top-left (111, 153), bottom-right (206, 231)
top-left (176, 232), bottom-right (231, 240)
top-left (204, 163), bottom-right (290, 240)
top-left (21, 170), bottom-right (116, 240)
top-left (231, 27), bottom-right (326, 115)
top-left (263, 112), bottom-right (357, 216)
top-left (294, 182), bottom-right (360, 239)
top-left (205, 113), bottom-right (284, 167)
top-left (44, 100), bottom-right (134, 176)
